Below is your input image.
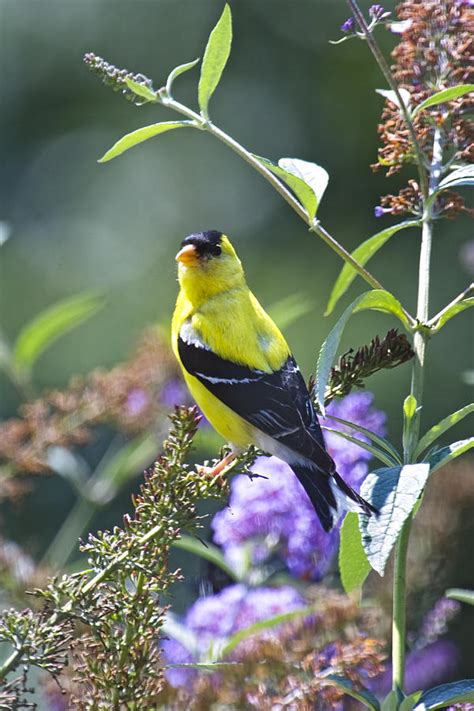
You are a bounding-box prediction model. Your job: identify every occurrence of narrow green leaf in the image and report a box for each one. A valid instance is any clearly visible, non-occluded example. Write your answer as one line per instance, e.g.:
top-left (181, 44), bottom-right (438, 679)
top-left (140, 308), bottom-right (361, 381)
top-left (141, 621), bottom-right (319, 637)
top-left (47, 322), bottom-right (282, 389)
top-left (360, 463), bottom-right (431, 575)
top-left (166, 58), bottom-right (200, 96)
top-left (316, 289), bottom-right (409, 413)
top-left (427, 437), bottom-right (474, 474)
top-left (255, 155), bottom-right (317, 219)
top-left (415, 403), bottom-right (474, 458)
top-left (198, 4), bottom-right (232, 117)
top-left (322, 426), bottom-right (396, 467)
top-left (278, 157), bottom-right (329, 219)
top-left (172, 534), bottom-right (238, 581)
top-left (431, 297), bottom-right (474, 332)
top-left (327, 675), bottom-right (380, 710)
top-left (13, 292), bottom-right (104, 370)
top-left (446, 588), bottom-right (474, 606)
top-left (413, 680), bottom-right (474, 710)
top-left (381, 690), bottom-right (402, 711)
top-left (411, 84), bottom-right (474, 118)
top-left (324, 414), bottom-right (402, 464)
top-left (399, 691), bottom-right (423, 711)
top-left (439, 164), bottom-right (474, 190)
top-left (220, 608), bottom-right (312, 658)
top-left (339, 512), bottom-right (371, 594)
top-left (267, 293), bottom-right (314, 331)
top-left (326, 221), bottom-right (419, 316)
top-left (98, 121), bottom-right (194, 162)
top-left (403, 395), bottom-right (418, 458)
top-left (124, 78), bottom-right (157, 103)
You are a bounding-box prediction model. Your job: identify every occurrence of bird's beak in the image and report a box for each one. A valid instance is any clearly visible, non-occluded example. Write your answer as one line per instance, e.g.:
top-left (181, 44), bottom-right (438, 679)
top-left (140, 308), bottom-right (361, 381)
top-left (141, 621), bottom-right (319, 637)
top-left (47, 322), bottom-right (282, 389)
top-left (175, 244), bottom-right (199, 266)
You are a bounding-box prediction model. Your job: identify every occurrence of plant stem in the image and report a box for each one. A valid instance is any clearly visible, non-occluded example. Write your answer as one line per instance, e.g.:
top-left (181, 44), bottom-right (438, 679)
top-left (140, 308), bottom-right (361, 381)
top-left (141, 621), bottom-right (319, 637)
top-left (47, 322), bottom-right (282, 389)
top-left (346, 0), bottom-right (429, 200)
top-left (160, 94), bottom-right (389, 295)
top-left (391, 125), bottom-right (443, 692)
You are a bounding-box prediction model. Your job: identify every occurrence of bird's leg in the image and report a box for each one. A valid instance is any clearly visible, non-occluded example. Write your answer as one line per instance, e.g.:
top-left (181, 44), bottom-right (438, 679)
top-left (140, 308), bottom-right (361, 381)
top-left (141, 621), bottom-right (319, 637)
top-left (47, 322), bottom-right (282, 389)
top-left (196, 449), bottom-right (238, 478)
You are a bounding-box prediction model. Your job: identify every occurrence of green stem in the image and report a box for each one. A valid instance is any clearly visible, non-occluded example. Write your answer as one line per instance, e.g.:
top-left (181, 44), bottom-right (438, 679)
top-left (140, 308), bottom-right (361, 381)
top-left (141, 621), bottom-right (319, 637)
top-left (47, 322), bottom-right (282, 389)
top-left (112, 572), bottom-right (145, 710)
top-left (391, 125), bottom-right (443, 692)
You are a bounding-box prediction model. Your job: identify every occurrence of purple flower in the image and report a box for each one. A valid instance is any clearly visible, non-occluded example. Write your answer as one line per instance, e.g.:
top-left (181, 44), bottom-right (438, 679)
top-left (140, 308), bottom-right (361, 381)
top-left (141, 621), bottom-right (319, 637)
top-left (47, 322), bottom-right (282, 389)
top-left (369, 4), bottom-right (384, 16)
top-left (162, 584), bottom-right (306, 688)
top-left (374, 205), bottom-right (389, 217)
top-left (418, 598), bottom-right (461, 648)
top-left (212, 393), bottom-right (385, 580)
top-left (340, 17), bottom-right (355, 33)
top-left (371, 640), bottom-right (459, 695)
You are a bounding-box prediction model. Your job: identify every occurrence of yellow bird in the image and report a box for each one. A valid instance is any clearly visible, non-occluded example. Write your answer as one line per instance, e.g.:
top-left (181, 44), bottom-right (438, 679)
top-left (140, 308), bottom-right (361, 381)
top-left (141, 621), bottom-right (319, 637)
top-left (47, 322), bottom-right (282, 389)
top-left (172, 230), bottom-right (376, 531)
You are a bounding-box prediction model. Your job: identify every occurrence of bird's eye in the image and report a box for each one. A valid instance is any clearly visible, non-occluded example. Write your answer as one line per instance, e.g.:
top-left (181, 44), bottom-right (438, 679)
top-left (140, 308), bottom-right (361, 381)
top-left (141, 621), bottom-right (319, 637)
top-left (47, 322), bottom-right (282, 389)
top-left (211, 245), bottom-right (222, 257)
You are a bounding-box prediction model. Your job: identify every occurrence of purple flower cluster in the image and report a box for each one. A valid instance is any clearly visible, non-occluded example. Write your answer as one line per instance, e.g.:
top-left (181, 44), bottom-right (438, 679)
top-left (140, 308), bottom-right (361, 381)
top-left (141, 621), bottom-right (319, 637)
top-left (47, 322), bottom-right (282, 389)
top-left (162, 584), bottom-right (305, 688)
top-left (212, 392), bottom-right (386, 581)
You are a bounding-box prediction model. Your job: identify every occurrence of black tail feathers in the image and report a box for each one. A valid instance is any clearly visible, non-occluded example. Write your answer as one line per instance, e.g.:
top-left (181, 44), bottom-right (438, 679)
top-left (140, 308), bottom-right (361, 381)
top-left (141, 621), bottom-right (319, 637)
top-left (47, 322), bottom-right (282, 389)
top-left (291, 465), bottom-right (378, 532)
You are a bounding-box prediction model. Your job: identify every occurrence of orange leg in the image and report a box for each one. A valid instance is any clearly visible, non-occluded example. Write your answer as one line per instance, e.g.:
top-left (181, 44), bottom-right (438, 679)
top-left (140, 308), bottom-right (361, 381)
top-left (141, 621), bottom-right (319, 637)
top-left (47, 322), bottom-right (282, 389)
top-left (197, 451), bottom-right (237, 477)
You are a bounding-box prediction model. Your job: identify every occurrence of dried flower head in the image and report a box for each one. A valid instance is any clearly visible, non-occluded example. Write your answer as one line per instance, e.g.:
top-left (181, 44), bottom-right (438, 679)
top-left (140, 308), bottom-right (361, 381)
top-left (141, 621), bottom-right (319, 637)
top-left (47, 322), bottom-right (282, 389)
top-left (374, 0), bottom-right (474, 219)
top-left (83, 53), bottom-right (156, 104)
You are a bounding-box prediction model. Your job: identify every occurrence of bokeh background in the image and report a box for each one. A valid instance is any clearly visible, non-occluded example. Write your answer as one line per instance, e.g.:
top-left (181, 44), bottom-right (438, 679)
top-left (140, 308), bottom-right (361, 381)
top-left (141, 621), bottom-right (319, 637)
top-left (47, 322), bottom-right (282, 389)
top-left (1, 0), bottom-right (473, 699)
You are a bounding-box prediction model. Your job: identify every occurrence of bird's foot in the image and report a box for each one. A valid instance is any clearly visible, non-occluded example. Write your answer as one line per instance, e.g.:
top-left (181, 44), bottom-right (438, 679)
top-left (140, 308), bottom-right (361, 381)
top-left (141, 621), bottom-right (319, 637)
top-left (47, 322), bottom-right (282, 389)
top-left (196, 452), bottom-right (237, 479)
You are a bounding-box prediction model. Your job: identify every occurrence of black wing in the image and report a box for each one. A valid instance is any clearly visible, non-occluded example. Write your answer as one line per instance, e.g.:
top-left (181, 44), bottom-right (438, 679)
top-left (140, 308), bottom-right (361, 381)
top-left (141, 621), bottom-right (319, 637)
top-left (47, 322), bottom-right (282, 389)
top-left (177, 333), bottom-right (335, 473)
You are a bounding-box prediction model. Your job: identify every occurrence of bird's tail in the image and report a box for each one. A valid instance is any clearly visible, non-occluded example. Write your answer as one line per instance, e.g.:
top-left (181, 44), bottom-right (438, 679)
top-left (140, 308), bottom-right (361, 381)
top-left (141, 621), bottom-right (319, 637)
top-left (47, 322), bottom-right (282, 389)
top-left (291, 464), bottom-right (378, 532)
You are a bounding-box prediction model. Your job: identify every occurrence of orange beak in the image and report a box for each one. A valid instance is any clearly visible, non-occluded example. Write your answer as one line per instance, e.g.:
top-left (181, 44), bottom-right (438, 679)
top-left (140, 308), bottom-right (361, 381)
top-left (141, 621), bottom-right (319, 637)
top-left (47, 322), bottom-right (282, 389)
top-left (175, 244), bottom-right (199, 266)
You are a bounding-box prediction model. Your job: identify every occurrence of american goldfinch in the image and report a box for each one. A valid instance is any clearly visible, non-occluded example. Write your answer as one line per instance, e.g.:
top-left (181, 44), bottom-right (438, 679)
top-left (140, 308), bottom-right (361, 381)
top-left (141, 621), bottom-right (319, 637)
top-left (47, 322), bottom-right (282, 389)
top-left (172, 230), bottom-right (376, 531)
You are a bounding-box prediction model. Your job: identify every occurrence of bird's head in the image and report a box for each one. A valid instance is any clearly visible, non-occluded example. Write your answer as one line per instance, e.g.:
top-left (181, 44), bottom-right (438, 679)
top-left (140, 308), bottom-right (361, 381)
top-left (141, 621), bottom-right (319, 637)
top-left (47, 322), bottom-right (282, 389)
top-left (175, 230), bottom-right (245, 303)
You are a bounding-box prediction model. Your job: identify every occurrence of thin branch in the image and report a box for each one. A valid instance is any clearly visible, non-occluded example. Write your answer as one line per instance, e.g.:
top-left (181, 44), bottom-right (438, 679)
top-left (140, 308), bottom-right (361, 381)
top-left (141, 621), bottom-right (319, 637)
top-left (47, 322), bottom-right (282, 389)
top-left (427, 282), bottom-right (474, 328)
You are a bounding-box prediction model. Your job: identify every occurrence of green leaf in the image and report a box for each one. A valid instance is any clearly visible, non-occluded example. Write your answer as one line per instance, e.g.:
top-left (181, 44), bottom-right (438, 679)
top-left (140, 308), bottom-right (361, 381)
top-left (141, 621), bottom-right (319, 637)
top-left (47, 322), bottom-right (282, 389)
top-left (403, 395), bottom-right (417, 420)
top-left (316, 290), bottom-right (410, 413)
top-left (360, 463), bottom-right (431, 575)
top-left (413, 680), bottom-right (474, 710)
top-left (124, 78), bottom-right (157, 103)
top-left (325, 221), bottom-right (419, 316)
top-left (322, 426), bottom-right (396, 467)
top-left (339, 512), bottom-right (371, 594)
top-left (172, 534), bottom-right (238, 581)
top-left (198, 4), bottom-right (232, 117)
top-left (327, 675), bottom-right (380, 710)
top-left (98, 121), bottom-right (194, 162)
top-left (446, 588), bottom-right (474, 606)
top-left (381, 690), bottom-right (403, 711)
top-left (430, 297), bottom-right (474, 332)
top-left (323, 414), bottom-right (402, 464)
top-left (13, 292), bottom-right (104, 371)
top-left (255, 155), bottom-right (317, 220)
top-left (415, 403), bottom-right (474, 458)
top-left (403, 395), bottom-right (418, 458)
top-left (278, 157), bottom-right (329, 219)
top-left (166, 58), bottom-right (200, 95)
top-left (399, 691), bottom-right (423, 711)
top-left (376, 87), bottom-right (411, 112)
top-left (267, 293), bottom-right (314, 331)
top-left (439, 164), bottom-right (474, 190)
top-left (427, 437), bottom-right (474, 474)
top-left (411, 84), bottom-right (474, 118)
top-left (220, 608), bottom-right (312, 658)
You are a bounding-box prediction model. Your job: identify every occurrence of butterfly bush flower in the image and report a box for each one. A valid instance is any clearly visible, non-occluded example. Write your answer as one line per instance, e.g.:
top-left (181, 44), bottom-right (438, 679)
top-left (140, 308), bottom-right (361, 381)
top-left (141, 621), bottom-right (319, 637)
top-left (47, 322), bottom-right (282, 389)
top-left (162, 584), bottom-right (305, 688)
top-left (212, 392), bottom-right (386, 580)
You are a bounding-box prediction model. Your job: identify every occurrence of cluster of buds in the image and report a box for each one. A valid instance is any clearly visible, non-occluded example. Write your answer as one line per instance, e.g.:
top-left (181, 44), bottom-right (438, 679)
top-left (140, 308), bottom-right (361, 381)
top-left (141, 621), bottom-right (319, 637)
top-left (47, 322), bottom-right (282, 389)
top-left (83, 52), bottom-right (156, 104)
top-left (316, 329), bottom-right (414, 404)
top-left (339, 4), bottom-right (391, 37)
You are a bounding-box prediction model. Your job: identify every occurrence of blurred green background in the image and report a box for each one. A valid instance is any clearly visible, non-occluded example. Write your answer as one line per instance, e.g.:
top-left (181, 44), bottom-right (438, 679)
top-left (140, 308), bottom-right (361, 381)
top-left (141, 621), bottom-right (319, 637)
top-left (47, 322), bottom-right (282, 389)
top-left (0, 0), bottom-right (473, 650)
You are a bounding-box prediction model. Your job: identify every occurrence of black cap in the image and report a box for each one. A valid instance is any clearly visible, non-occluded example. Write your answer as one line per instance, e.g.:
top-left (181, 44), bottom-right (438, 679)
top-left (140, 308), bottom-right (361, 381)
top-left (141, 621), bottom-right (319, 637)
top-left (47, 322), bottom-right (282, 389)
top-left (181, 230), bottom-right (223, 257)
